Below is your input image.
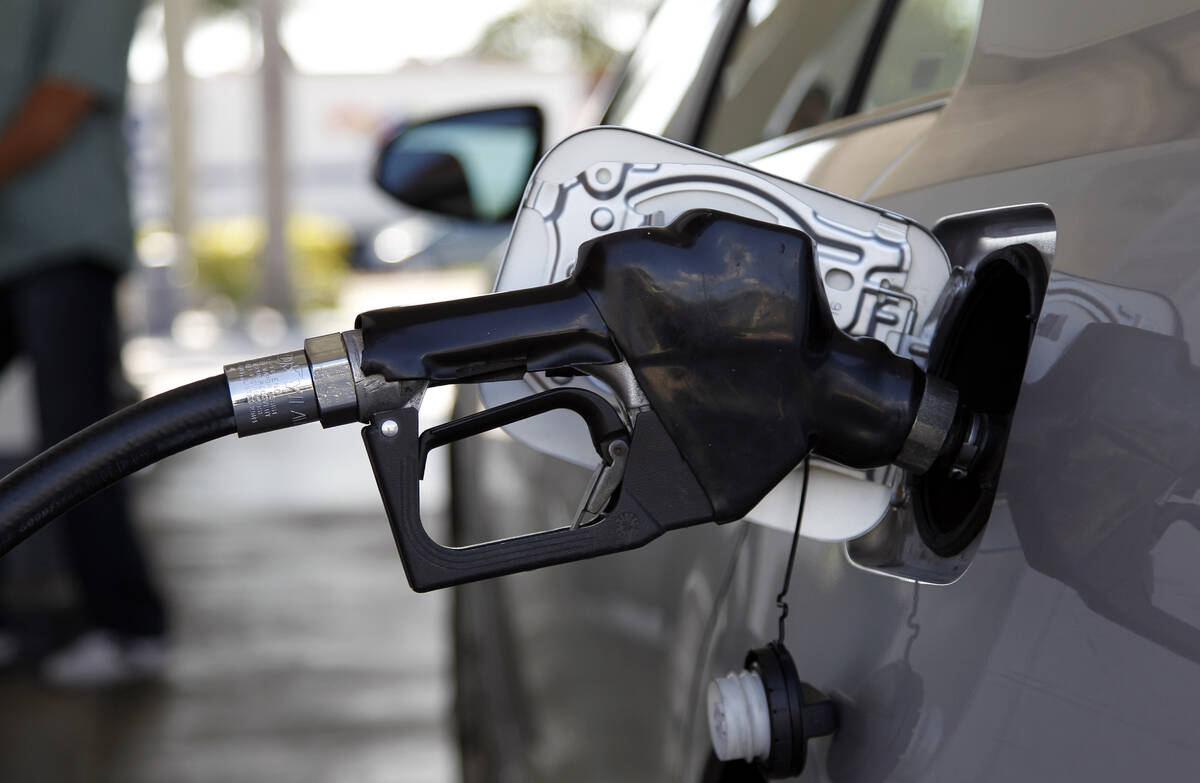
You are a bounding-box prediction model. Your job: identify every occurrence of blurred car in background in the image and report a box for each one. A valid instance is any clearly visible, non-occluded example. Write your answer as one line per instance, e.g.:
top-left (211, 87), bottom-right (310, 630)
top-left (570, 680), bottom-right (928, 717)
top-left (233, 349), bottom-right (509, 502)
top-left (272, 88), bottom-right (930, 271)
top-left (376, 0), bottom-right (1200, 781)
top-left (353, 213), bottom-right (508, 271)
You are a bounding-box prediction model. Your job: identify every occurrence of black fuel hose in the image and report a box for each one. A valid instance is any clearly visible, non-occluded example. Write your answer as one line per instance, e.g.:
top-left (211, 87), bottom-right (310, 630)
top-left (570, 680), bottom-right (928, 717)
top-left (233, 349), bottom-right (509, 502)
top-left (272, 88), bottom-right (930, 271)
top-left (0, 375), bottom-right (235, 557)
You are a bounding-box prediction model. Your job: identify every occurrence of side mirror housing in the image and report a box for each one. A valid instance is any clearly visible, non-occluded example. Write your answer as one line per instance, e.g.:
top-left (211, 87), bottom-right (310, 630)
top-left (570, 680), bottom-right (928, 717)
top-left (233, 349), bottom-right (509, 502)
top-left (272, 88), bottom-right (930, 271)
top-left (374, 105), bottom-right (544, 222)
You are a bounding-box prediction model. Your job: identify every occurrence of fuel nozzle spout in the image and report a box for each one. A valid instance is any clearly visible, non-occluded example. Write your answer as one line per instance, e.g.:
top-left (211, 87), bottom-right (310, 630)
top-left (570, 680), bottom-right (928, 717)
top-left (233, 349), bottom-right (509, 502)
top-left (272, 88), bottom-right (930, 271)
top-left (355, 210), bottom-right (976, 526)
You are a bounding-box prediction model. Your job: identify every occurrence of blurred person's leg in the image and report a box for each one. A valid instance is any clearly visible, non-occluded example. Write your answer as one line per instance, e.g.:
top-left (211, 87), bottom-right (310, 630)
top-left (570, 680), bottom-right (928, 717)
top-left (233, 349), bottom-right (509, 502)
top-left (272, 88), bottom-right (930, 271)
top-left (13, 258), bottom-right (167, 642)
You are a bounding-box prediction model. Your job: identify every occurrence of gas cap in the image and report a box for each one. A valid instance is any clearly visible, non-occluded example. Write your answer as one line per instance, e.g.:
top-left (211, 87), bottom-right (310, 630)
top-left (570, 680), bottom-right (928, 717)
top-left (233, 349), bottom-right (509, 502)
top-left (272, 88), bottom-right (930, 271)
top-left (707, 643), bottom-right (837, 778)
top-left (708, 668), bottom-right (772, 763)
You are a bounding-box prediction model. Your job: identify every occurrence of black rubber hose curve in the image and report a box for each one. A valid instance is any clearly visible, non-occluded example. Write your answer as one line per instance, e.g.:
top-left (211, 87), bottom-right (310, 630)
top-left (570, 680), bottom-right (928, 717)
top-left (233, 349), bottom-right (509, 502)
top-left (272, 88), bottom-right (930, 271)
top-left (0, 374), bottom-right (235, 557)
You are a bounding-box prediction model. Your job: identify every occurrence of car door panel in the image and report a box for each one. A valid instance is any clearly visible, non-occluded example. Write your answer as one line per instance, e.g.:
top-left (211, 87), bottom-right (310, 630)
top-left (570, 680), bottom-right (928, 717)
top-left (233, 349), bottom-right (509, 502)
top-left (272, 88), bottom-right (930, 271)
top-left (749, 101), bottom-right (942, 202)
top-left (679, 4), bottom-right (1200, 778)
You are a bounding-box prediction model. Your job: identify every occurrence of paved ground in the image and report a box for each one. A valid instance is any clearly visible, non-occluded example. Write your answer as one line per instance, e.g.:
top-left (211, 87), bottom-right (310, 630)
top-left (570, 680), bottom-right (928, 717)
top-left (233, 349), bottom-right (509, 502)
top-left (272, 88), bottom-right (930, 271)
top-left (0, 269), bottom-right (486, 783)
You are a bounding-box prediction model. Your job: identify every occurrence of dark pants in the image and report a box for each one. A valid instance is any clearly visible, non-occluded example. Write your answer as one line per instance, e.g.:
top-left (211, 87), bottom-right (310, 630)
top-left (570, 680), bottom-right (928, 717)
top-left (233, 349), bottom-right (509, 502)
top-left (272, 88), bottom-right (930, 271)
top-left (0, 258), bottom-right (166, 637)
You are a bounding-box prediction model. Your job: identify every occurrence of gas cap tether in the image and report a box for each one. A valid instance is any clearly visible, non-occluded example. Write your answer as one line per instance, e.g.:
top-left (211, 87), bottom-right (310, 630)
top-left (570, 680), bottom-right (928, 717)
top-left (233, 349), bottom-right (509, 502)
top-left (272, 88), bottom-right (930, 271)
top-left (708, 643), bottom-right (837, 778)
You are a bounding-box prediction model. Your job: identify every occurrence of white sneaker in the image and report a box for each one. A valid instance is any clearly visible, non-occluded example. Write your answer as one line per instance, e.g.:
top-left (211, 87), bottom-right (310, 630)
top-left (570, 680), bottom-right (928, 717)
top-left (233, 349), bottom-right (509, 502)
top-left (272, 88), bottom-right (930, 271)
top-left (41, 630), bottom-right (166, 687)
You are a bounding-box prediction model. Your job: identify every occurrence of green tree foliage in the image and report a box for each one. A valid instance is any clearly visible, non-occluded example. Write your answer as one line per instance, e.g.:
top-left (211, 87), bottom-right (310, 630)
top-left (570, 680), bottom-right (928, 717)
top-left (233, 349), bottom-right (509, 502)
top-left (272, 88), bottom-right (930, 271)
top-left (475, 0), bottom-right (621, 74)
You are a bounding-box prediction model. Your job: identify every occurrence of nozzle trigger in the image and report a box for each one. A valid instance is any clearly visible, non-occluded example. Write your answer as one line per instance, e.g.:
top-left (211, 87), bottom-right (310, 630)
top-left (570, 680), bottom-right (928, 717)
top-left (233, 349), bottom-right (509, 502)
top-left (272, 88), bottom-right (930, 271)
top-left (363, 388), bottom-right (714, 591)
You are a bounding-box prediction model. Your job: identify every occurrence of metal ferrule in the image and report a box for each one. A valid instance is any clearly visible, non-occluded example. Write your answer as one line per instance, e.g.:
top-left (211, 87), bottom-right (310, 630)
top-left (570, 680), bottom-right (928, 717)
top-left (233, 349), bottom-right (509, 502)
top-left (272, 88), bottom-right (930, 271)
top-left (225, 350), bottom-right (320, 437)
top-left (893, 375), bottom-right (959, 475)
top-left (304, 332), bottom-right (360, 427)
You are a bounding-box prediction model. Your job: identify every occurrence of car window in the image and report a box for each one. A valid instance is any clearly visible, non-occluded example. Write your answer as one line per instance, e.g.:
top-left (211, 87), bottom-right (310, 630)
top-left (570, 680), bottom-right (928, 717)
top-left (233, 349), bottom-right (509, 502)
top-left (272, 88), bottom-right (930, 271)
top-left (603, 0), bottom-right (731, 141)
top-left (699, 0), bottom-right (883, 154)
top-left (859, 0), bottom-right (982, 112)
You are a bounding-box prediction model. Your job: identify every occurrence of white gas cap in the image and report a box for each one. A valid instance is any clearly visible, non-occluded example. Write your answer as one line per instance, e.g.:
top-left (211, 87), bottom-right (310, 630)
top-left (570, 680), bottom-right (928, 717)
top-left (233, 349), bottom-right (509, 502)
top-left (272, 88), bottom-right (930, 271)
top-left (707, 669), bottom-right (771, 763)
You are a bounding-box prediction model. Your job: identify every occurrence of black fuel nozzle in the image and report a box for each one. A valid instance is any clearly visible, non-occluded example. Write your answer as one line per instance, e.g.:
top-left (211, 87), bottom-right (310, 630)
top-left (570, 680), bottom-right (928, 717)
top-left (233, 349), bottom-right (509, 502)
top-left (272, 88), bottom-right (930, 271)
top-left (351, 210), bottom-right (979, 590)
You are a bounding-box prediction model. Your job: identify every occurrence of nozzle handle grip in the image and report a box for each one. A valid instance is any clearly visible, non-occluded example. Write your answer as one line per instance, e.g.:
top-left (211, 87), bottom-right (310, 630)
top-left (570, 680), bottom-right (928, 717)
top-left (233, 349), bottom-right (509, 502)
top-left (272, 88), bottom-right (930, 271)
top-left (363, 399), bottom-right (713, 591)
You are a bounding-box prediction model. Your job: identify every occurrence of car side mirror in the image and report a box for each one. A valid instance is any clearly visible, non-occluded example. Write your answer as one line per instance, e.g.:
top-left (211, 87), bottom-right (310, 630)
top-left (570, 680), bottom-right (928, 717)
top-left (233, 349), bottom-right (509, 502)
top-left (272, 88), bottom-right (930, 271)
top-left (374, 105), bottom-right (544, 222)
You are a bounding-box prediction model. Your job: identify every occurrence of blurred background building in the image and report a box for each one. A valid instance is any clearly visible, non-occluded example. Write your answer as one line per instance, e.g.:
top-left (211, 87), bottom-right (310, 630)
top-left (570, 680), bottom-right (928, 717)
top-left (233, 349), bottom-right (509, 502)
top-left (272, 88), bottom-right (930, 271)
top-left (0, 1), bottom-right (655, 780)
top-left (125, 0), bottom-right (650, 342)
